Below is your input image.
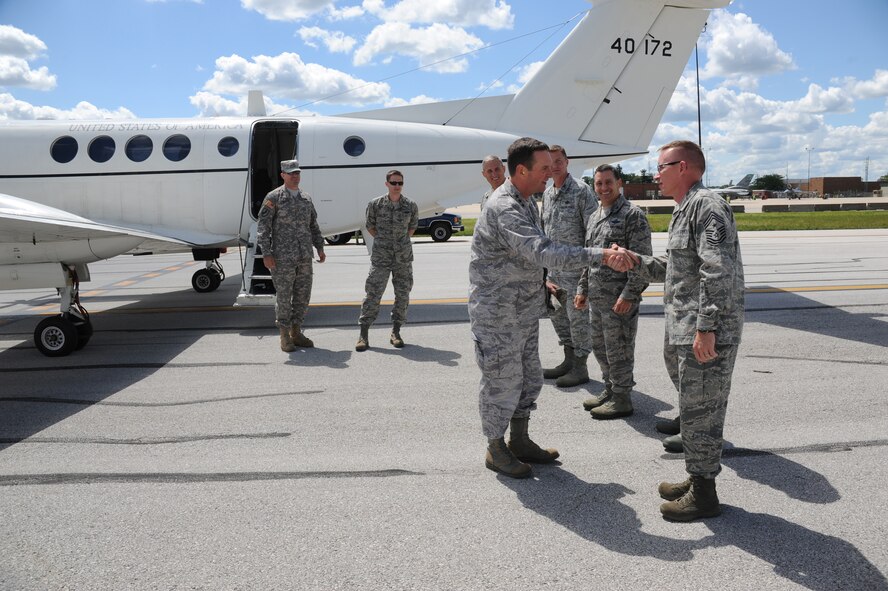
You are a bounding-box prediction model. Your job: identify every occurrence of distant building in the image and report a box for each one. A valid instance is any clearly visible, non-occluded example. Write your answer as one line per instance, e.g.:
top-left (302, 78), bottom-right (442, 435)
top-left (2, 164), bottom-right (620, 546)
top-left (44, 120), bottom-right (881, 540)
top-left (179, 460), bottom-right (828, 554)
top-left (622, 182), bottom-right (660, 200)
top-left (801, 176), bottom-right (880, 196)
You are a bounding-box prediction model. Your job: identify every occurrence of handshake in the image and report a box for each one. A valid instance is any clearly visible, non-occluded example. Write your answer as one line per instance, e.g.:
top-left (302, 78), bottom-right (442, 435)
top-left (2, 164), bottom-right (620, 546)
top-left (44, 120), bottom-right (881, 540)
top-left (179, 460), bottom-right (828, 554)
top-left (601, 244), bottom-right (639, 273)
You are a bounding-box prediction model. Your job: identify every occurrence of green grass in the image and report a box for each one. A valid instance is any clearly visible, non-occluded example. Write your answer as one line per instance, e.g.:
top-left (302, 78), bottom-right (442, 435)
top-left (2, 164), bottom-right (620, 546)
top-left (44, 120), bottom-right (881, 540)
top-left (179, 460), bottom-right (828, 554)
top-left (455, 211), bottom-right (888, 235)
top-left (647, 210), bottom-right (888, 232)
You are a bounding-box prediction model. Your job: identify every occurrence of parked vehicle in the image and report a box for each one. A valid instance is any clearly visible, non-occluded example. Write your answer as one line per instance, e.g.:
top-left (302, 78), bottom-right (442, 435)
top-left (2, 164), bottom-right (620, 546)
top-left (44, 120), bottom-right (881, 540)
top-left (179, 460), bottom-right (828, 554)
top-left (324, 212), bottom-right (464, 245)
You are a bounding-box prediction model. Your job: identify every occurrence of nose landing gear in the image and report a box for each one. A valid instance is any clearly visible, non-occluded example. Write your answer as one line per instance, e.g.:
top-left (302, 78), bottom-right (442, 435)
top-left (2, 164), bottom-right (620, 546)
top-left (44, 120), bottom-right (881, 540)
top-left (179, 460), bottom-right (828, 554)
top-left (191, 259), bottom-right (225, 293)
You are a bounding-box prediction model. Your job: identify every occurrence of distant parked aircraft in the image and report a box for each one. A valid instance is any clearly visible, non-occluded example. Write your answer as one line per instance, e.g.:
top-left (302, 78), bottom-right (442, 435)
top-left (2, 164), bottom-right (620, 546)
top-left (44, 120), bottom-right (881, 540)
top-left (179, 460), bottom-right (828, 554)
top-left (715, 174), bottom-right (754, 197)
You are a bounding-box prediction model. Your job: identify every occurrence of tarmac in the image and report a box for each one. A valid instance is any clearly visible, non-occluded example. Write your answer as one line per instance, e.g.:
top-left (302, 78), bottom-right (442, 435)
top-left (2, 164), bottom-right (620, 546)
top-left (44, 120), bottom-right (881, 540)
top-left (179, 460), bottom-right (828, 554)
top-left (1, 228), bottom-right (887, 590)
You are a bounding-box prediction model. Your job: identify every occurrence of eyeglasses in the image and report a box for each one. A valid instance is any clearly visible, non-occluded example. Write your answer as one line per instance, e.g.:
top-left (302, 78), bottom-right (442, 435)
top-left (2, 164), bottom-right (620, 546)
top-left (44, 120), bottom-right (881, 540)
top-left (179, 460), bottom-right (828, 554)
top-left (388, 181), bottom-right (404, 186)
top-left (656, 161), bottom-right (681, 172)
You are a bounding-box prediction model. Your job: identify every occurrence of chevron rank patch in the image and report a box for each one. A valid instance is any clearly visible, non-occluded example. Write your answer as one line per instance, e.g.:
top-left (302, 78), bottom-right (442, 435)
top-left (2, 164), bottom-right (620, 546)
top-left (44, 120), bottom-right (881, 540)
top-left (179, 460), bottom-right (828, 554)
top-left (704, 211), bottom-right (727, 246)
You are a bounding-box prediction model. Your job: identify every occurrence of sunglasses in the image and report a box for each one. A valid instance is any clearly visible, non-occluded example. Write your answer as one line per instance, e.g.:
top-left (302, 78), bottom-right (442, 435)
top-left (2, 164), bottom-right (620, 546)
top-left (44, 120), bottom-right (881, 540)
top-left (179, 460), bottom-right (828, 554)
top-left (656, 161), bottom-right (681, 172)
top-left (388, 181), bottom-right (404, 186)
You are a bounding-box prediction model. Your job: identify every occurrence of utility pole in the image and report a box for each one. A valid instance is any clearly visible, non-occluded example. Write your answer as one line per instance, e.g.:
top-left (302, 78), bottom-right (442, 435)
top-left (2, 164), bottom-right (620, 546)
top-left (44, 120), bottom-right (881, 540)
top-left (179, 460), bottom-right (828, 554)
top-left (806, 147), bottom-right (814, 192)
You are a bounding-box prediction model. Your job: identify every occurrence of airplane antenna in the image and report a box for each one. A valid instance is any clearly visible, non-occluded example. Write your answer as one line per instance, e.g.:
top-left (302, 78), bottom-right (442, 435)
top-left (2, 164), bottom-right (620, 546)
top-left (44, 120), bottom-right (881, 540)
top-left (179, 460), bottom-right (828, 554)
top-left (270, 12), bottom-right (587, 117)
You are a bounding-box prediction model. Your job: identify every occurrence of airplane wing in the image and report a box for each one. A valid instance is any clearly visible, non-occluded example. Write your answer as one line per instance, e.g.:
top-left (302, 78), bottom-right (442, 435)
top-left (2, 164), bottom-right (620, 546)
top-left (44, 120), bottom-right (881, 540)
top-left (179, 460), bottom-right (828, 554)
top-left (0, 193), bottom-right (238, 261)
top-left (0, 193), bottom-right (201, 264)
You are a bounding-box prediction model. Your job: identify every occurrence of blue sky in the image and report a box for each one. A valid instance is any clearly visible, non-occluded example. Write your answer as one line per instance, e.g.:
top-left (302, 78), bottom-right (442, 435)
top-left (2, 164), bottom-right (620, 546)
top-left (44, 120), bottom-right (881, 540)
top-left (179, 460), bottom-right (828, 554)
top-left (1, 0), bottom-right (886, 186)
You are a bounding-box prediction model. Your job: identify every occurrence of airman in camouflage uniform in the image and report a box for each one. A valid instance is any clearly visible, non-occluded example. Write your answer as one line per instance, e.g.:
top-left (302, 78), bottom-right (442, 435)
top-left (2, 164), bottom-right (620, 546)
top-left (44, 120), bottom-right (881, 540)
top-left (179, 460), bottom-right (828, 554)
top-left (257, 159), bottom-right (326, 352)
top-left (576, 165), bottom-right (652, 419)
top-left (540, 146), bottom-right (599, 388)
top-left (356, 170), bottom-right (419, 351)
top-left (480, 155), bottom-right (506, 210)
top-left (469, 138), bottom-right (638, 479)
top-left (627, 141), bottom-right (744, 521)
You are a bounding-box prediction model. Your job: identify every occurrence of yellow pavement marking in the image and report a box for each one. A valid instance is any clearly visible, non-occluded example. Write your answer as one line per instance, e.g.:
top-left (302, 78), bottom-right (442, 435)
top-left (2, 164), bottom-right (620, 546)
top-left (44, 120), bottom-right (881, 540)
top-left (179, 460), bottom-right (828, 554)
top-left (113, 280), bottom-right (137, 287)
top-left (143, 273), bottom-right (162, 278)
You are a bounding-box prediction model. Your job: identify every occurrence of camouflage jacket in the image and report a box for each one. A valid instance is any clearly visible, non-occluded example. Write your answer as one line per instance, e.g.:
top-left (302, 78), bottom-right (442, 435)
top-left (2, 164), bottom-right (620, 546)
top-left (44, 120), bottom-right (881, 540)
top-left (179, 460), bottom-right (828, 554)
top-left (469, 180), bottom-right (605, 323)
top-left (578, 195), bottom-right (652, 302)
top-left (366, 194), bottom-right (419, 266)
top-left (635, 182), bottom-right (745, 345)
top-left (256, 185), bottom-right (324, 263)
top-left (541, 175), bottom-right (599, 258)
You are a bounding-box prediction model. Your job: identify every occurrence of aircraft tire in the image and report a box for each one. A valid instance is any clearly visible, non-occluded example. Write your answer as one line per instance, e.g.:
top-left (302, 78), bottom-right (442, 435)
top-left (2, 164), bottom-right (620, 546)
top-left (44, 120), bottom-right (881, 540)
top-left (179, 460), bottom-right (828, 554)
top-left (192, 268), bottom-right (221, 293)
top-left (325, 233), bottom-right (354, 245)
top-left (34, 315), bottom-right (80, 357)
top-left (74, 320), bottom-right (93, 350)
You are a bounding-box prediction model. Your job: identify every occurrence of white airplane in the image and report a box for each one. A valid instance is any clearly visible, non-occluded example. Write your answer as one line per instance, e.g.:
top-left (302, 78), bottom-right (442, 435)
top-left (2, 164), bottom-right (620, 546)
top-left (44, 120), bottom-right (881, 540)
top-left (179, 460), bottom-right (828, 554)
top-left (715, 173), bottom-right (755, 197)
top-left (0, 0), bottom-right (729, 356)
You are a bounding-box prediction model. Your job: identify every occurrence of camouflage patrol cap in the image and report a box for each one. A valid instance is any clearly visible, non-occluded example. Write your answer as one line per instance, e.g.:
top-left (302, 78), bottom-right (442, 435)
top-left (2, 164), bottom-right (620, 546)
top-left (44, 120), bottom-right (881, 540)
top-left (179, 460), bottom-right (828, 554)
top-left (281, 159), bottom-right (301, 173)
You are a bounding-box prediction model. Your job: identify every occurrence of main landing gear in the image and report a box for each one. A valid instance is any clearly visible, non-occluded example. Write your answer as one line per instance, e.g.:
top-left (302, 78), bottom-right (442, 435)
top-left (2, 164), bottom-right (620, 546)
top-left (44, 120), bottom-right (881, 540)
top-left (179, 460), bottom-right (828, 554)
top-left (191, 259), bottom-right (225, 293)
top-left (34, 267), bottom-right (93, 357)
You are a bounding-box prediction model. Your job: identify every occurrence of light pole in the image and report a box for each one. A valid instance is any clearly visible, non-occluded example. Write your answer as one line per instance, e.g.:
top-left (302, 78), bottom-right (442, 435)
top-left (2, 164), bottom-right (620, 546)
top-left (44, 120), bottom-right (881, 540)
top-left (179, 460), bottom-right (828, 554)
top-left (805, 147), bottom-right (814, 193)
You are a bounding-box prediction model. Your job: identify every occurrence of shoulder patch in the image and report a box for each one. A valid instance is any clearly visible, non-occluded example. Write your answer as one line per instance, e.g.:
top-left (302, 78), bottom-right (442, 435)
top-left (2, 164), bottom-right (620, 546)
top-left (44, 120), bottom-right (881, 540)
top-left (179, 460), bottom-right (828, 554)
top-left (703, 211), bottom-right (727, 246)
top-left (263, 199), bottom-right (275, 209)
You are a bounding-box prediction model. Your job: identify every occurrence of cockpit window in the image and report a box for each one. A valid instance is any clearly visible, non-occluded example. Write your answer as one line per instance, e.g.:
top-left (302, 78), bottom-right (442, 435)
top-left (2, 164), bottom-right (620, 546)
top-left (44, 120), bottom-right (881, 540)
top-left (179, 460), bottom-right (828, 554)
top-left (163, 134), bottom-right (191, 162)
top-left (50, 136), bottom-right (78, 163)
top-left (125, 135), bottom-right (154, 162)
top-left (88, 136), bottom-right (116, 163)
top-left (343, 136), bottom-right (365, 157)
top-left (218, 136), bottom-right (239, 157)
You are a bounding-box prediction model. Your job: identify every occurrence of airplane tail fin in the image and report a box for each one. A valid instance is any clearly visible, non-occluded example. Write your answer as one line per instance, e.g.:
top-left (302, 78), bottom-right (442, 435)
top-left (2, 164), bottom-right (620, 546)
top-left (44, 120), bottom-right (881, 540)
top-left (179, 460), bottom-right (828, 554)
top-left (496, 0), bottom-right (729, 149)
top-left (735, 173), bottom-right (754, 188)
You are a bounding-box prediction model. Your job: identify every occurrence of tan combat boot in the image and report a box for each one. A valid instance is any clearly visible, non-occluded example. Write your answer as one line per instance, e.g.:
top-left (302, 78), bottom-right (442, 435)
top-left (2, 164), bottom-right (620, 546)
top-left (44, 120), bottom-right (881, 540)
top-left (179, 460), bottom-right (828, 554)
top-left (390, 323), bottom-right (404, 348)
top-left (556, 354), bottom-right (590, 387)
top-left (290, 325), bottom-right (314, 348)
top-left (485, 437), bottom-right (532, 479)
top-left (355, 325), bottom-right (369, 352)
top-left (507, 416), bottom-right (559, 463)
top-left (658, 476), bottom-right (692, 501)
top-left (591, 390), bottom-right (633, 420)
top-left (582, 387), bottom-right (612, 411)
top-left (543, 345), bottom-right (574, 379)
top-left (279, 326), bottom-right (296, 353)
top-left (660, 475), bottom-right (721, 521)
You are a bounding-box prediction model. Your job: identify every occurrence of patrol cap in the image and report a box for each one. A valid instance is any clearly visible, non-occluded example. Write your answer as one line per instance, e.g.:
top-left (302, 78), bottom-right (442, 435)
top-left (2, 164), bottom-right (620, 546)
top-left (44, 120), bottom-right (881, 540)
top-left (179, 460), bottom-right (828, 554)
top-left (281, 159), bottom-right (301, 173)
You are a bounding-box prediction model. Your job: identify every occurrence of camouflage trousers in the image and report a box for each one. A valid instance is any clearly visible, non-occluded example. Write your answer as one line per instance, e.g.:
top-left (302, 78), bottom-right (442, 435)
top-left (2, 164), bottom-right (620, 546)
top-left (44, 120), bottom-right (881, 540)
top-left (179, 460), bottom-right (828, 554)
top-left (548, 274), bottom-right (592, 357)
top-left (359, 262), bottom-right (413, 327)
top-left (270, 260), bottom-right (313, 327)
top-left (664, 337), bottom-right (739, 479)
top-left (472, 313), bottom-right (543, 439)
top-left (588, 297), bottom-right (639, 395)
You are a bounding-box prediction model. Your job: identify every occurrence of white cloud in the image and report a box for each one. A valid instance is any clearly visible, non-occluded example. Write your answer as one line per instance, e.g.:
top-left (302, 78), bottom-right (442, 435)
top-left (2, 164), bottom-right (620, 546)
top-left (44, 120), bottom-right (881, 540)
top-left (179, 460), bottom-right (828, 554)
top-left (0, 92), bottom-right (135, 120)
top-left (361, 0), bottom-right (513, 30)
top-left (298, 26), bottom-right (357, 53)
top-left (353, 22), bottom-right (484, 73)
top-left (0, 56), bottom-right (56, 90)
top-left (701, 11), bottom-right (795, 90)
top-left (202, 52), bottom-right (391, 105)
top-left (328, 4), bottom-right (365, 20)
top-left (841, 69), bottom-right (888, 100)
top-left (0, 25), bottom-right (47, 59)
top-left (516, 60), bottom-right (543, 84)
top-left (384, 94), bottom-right (439, 107)
top-left (189, 90), bottom-right (317, 117)
top-left (0, 26), bottom-right (56, 90)
top-left (240, 0), bottom-right (334, 21)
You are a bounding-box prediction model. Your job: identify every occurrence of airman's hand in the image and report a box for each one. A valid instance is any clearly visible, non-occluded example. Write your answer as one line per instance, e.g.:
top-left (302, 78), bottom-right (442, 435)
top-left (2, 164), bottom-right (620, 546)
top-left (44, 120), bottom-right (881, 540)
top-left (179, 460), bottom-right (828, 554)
top-left (545, 280), bottom-right (560, 295)
top-left (574, 294), bottom-right (588, 310)
top-left (693, 330), bottom-right (718, 363)
top-left (263, 255), bottom-right (276, 270)
top-left (612, 297), bottom-right (632, 315)
top-left (317, 251), bottom-right (326, 263)
top-left (602, 245), bottom-right (638, 272)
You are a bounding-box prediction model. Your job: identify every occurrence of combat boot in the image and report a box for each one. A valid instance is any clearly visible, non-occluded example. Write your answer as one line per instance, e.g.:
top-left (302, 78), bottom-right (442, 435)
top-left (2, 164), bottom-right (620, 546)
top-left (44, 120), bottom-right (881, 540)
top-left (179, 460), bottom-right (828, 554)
top-left (660, 475), bottom-right (721, 521)
top-left (289, 325), bottom-right (314, 348)
top-left (555, 354), bottom-right (589, 388)
top-left (507, 417), bottom-right (559, 463)
top-left (658, 476), bottom-right (692, 501)
top-left (590, 390), bottom-right (633, 420)
top-left (390, 323), bottom-right (404, 348)
top-left (582, 388), bottom-right (611, 411)
top-left (656, 416), bottom-right (681, 435)
top-left (663, 433), bottom-right (683, 453)
top-left (279, 326), bottom-right (296, 353)
top-left (355, 325), bottom-right (369, 352)
top-left (543, 345), bottom-right (574, 379)
top-left (485, 437), bottom-right (532, 479)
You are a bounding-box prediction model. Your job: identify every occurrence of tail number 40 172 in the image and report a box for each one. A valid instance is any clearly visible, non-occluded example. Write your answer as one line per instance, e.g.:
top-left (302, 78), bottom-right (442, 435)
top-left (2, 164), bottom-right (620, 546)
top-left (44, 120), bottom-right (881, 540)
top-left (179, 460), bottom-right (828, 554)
top-left (611, 37), bottom-right (672, 56)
